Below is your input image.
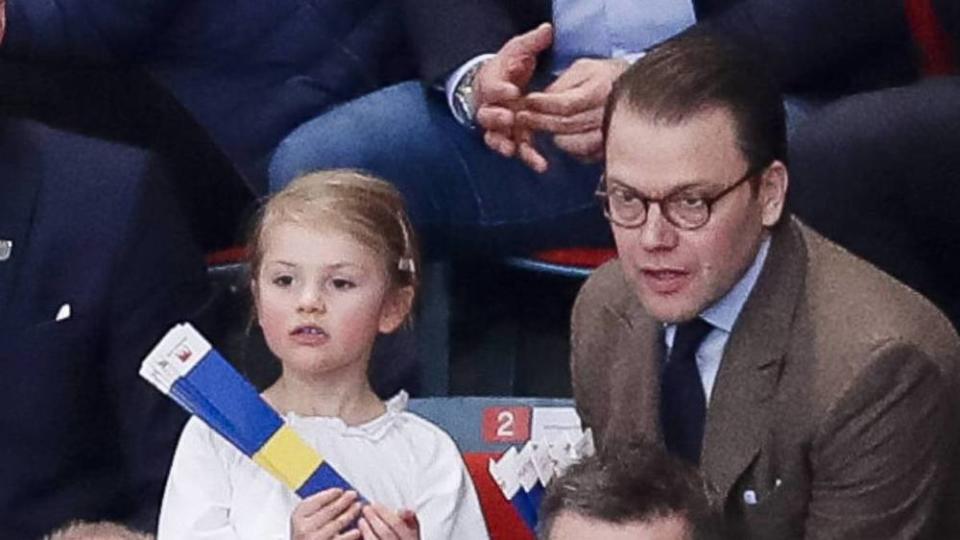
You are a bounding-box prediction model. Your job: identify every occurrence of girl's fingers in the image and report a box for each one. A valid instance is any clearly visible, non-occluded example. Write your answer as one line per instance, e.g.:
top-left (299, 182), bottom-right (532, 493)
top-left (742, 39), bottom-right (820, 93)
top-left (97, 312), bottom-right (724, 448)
top-left (361, 505), bottom-right (400, 540)
top-left (315, 501), bottom-right (363, 538)
top-left (357, 516), bottom-right (376, 539)
top-left (298, 491), bottom-right (359, 534)
top-left (295, 488), bottom-right (344, 518)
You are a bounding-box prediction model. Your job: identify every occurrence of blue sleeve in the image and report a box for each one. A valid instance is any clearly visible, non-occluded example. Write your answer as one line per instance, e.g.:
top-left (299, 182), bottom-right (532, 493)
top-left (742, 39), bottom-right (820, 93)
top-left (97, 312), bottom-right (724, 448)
top-left (102, 155), bottom-right (210, 531)
top-left (2, 0), bottom-right (182, 63)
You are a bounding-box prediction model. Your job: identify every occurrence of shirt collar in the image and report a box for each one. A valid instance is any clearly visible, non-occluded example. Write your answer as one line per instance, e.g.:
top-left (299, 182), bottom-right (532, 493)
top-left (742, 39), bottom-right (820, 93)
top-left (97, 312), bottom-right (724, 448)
top-left (665, 234), bottom-right (771, 343)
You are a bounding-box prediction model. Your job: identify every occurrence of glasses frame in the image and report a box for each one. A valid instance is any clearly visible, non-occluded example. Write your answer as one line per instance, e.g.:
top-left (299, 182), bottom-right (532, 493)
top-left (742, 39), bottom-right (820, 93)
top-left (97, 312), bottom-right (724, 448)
top-left (595, 165), bottom-right (763, 230)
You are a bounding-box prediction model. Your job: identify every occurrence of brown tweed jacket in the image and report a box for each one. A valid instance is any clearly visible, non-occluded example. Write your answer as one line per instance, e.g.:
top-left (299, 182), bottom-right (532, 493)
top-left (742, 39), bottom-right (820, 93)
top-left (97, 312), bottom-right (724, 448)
top-left (571, 217), bottom-right (960, 539)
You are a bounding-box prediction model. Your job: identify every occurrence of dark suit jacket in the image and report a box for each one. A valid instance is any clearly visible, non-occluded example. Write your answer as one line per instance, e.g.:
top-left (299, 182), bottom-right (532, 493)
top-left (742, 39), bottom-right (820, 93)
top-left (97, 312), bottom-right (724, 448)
top-left (0, 0), bottom-right (415, 193)
top-left (403, 0), bottom-right (927, 95)
top-left (0, 119), bottom-right (209, 538)
top-left (571, 218), bottom-right (960, 538)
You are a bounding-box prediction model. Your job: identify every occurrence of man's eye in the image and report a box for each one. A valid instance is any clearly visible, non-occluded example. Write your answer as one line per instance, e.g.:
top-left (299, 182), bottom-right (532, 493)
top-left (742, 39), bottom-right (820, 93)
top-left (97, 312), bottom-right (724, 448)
top-left (272, 275), bottom-right (293, 287)
top-left (613, 189), bottom-right (641, 204)
top-left (676, 195), bottom-right (706, 209)
top-left (331, 278), bottom-right (356, 290)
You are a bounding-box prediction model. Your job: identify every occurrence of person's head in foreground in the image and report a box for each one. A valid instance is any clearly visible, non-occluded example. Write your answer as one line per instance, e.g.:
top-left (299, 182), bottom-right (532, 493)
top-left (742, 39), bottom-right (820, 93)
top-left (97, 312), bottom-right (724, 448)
top-left (538, 441), bottom-right (723, 540)
top-left (600, 31), bottom-right (788, 323)
top-left (45, 521), bottom-right (153, 540)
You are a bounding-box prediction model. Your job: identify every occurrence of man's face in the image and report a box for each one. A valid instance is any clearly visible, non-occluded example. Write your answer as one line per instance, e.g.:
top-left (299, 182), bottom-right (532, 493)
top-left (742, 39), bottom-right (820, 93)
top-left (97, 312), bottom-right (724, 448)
top-left (547, 511), bottom-right (693, 540)
top-left (604, 106), bottom-right (786, 323)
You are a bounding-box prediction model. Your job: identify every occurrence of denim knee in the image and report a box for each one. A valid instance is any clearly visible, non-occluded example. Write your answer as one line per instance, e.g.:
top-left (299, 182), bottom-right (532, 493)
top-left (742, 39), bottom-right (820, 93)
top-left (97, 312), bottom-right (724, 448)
top-left (268, 81), bottom-right (433, 192)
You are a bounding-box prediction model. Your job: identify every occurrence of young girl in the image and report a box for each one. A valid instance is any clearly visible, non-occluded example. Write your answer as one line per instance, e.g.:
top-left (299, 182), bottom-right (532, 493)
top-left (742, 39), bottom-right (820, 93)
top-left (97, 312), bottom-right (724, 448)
top-left (158, 170), bottom-right (489, 540)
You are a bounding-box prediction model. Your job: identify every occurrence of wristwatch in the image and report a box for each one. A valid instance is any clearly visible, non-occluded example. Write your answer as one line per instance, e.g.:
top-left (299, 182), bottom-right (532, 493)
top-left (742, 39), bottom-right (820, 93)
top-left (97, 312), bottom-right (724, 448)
top-left (453, 61), bottom-right (485, 127)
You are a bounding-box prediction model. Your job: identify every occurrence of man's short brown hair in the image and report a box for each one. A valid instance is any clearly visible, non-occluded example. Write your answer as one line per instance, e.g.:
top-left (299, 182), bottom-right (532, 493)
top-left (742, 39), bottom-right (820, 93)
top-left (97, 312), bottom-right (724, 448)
top-left (538, 440), bottom-right (724, 539)
top-left (603, 31), bottom-right (787, 173)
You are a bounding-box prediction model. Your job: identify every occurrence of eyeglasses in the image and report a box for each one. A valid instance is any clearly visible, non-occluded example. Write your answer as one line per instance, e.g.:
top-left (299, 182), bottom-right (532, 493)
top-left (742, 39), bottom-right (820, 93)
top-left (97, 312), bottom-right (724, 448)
top-left (595, 166), bottom-right (762, 230)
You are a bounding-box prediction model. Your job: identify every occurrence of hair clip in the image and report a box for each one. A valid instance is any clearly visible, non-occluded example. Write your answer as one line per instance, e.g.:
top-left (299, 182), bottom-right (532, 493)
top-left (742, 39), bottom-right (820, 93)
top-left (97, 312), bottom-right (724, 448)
top-left (398, 257), bottom-right (416, 274)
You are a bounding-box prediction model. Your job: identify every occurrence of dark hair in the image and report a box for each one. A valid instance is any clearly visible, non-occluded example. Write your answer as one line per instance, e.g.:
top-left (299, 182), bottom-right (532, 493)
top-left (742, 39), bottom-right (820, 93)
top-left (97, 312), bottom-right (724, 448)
top-left (538, 441), bottom-right (724, 539)
top-left (602, 31), bottom-right (787, 172)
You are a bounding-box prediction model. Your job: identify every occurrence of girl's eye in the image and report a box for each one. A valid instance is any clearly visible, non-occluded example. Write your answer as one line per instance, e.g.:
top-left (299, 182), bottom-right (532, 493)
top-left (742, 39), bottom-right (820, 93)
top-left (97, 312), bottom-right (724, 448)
top-left (331, 278), bottom-right (356, 290)
top-left (272, 275), bottom-right (294, 287)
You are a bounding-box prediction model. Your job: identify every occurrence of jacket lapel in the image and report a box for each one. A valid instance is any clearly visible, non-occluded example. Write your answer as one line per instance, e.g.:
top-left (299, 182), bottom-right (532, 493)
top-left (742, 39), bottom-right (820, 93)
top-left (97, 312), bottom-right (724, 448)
top-left (700, 219), bottom-right (807, 500)
top-left (604, 288), bottom-right (664, 446)
top-left (0, 122), bottom-right (41, 317)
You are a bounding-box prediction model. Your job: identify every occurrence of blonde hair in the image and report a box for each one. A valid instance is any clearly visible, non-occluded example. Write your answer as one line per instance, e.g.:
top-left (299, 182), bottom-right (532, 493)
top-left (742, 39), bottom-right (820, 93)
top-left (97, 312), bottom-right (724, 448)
top-left (249, 169), bottom-right (420, 310)
top-left (44, 521), bottom-right (153, 540)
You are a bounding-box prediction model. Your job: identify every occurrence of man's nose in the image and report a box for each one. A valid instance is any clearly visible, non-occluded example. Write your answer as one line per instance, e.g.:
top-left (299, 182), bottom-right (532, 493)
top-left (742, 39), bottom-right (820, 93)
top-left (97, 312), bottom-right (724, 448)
top-left (638, 203), bottom-right (679, 251)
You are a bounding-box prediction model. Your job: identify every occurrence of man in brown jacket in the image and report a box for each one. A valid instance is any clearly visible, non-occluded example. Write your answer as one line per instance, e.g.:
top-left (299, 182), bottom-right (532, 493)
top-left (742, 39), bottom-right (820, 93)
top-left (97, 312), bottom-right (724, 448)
top-left (571, 32), bottom-right (960, 538)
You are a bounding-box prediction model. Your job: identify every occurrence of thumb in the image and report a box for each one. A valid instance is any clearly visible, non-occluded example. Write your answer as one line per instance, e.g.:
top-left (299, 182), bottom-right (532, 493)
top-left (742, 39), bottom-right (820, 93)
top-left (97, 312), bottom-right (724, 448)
top-left (505, 55), bottom-right (535, 80)
top-left (501, 22), bottom-right (553, 59)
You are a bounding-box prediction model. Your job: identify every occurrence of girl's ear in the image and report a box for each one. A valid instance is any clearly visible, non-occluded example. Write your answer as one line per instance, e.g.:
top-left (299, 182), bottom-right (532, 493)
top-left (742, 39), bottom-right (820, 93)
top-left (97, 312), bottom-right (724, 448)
top-left (379, 286), bottom-right (414, 334)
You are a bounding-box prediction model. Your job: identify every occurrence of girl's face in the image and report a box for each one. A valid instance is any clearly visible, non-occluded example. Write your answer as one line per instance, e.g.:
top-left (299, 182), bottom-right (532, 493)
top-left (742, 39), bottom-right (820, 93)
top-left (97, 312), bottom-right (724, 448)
top-left (253, 221), bottom-right (411, 379)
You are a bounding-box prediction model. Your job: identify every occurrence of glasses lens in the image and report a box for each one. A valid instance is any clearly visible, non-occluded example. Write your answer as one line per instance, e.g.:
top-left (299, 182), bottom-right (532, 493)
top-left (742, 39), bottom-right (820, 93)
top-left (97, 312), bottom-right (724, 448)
top-left (664, 196), bottom-right (709, 229)
top-left (608, 189), bottom-right (645, 226)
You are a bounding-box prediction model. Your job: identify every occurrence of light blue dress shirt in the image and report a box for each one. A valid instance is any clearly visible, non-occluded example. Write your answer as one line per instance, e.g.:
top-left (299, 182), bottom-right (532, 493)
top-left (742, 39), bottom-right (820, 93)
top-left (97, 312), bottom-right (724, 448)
top-left (551, 0), bottom-right (697, 71)
top-left (664, 236), bottom-right (772, 404)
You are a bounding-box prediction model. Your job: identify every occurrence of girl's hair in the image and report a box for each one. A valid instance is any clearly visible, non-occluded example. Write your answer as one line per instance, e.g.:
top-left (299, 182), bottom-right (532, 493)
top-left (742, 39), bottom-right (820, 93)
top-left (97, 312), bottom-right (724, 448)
top-left (248, 169), bottom-right (421, 307)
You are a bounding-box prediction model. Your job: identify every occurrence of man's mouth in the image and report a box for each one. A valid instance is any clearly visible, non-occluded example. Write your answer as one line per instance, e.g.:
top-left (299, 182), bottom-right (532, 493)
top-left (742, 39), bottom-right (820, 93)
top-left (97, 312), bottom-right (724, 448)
top-left (640, 268), bottom-right (692, 294)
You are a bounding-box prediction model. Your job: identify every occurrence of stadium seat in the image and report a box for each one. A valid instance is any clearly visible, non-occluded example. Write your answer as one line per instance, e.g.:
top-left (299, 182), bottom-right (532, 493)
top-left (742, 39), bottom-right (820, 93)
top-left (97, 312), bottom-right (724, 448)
top-left (408, 397), bottom-right (579, 540)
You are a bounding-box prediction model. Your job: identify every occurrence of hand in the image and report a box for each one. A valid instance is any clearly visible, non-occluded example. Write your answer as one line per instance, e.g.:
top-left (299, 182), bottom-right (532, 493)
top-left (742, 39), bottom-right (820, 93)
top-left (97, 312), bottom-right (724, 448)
top-left (0, 0), bottom-right (7, 44)
top-left (357, 504), bottom-right (420, 540)
top-left (291, 488), bottom-right (363, 540)
top-left (520, 58), bottom-right (629, 163)
top-left (473, 23), bottom-right (553, 172)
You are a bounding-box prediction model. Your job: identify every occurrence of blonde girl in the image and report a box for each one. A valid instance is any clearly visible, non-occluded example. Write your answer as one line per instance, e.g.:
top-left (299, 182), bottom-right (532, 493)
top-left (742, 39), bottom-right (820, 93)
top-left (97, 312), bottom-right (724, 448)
top-left (158, 170), bottom-right (489, 540)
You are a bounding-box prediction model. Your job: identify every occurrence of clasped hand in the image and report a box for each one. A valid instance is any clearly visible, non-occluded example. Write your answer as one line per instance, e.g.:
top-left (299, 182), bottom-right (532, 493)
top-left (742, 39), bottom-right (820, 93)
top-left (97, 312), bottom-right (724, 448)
top-left (473, 23), bottom-right (629, 172)
top-left (291, 488), bottom-right (420, 540)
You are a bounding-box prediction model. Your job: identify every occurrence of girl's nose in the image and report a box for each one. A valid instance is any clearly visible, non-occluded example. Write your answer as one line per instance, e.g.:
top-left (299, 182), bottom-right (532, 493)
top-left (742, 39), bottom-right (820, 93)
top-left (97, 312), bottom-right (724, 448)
top-left (296, 284), bottom-right (326, 314)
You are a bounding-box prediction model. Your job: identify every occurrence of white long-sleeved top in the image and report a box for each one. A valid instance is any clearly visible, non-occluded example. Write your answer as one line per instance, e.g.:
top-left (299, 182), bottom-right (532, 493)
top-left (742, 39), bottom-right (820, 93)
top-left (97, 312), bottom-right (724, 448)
top-left (158, 392), bottom-right (490, 540)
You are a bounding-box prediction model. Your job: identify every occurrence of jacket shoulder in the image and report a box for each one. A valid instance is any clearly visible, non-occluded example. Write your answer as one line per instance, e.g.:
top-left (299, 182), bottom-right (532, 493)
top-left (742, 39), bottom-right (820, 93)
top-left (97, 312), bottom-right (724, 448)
top-left (793, 223), bottom-right (960, 401)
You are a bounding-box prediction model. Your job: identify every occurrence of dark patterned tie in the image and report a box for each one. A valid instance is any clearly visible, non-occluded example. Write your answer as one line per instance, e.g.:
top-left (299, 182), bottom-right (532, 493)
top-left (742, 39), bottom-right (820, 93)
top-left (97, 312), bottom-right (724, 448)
top-left (660, 317), bottom-right (714, 464)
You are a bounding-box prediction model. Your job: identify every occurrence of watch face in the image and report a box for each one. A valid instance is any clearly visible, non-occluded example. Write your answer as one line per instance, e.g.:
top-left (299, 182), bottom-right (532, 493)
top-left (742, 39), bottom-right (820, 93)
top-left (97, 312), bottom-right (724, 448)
top-left (454, 93), bottom-right (472, 122)
top-left (454, 61), bottom-right (486, 124)
top-left (455, 85), bottom-right (477, 123)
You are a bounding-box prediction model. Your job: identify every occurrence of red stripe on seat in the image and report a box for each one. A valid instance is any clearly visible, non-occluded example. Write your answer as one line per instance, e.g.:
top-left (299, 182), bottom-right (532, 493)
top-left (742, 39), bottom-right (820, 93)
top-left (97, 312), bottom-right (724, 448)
top-left (905, 0), bottom-right (957, 75)
top-left (463, 453), bottom-right (536, 540)
top-left (532, 247), bottom-right (617, 269)
top-left (205, 246), bottom-right (249, 266)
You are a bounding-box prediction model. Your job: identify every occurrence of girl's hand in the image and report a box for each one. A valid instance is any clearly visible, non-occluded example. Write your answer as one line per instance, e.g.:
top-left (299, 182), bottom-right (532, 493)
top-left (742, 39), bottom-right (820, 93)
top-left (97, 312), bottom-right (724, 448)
top-left (357, 504), bottom-right (420, 540)
top-left (291, 488), bottom-right (363, 540)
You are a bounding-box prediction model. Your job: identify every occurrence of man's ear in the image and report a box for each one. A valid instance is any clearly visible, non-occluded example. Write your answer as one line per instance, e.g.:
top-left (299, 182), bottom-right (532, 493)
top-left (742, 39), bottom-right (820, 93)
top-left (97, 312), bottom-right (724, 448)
top-left (379, 286), bottom-right (415, 334)
top-left (759, 160), bottom-right (789, 227)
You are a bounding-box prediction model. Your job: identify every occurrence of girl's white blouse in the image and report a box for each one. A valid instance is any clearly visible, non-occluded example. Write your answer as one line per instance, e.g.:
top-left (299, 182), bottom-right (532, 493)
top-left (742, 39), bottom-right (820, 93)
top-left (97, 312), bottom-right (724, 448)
top-left (158, 392), bottom-right (490, 540)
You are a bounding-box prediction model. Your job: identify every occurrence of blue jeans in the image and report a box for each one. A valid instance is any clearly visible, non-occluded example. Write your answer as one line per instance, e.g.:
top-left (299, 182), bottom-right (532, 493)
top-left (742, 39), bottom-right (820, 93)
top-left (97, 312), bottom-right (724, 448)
top-left (269, 81), bottom-right (612, 257)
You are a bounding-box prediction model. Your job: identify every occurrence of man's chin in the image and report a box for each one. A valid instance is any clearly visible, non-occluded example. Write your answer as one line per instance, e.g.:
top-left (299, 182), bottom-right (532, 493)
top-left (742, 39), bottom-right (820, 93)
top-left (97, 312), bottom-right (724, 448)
top-left (637, 294), bottom-right (704, 324)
